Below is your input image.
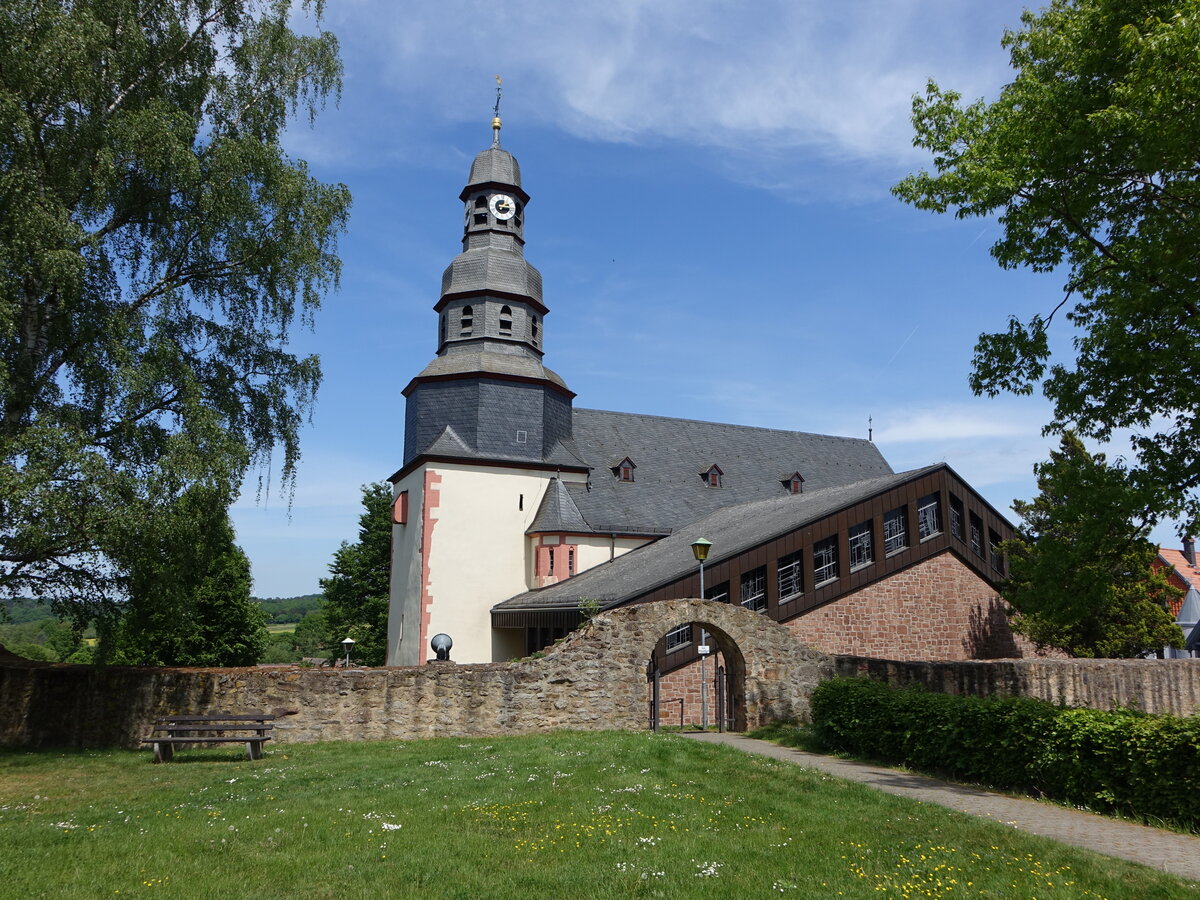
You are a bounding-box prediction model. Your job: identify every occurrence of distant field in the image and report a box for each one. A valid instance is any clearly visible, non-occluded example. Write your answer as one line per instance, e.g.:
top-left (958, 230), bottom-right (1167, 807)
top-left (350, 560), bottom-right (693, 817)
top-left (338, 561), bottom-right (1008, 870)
top-left (265, 624), bottom-right (296, 634)
top-left (1, 731), bottom-right (1195, 898)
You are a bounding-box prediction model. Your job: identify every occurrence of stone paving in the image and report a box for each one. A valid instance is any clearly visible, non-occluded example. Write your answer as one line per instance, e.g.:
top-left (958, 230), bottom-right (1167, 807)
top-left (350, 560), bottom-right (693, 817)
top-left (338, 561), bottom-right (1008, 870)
top-left (681, 731), bottom-right (1200, 883)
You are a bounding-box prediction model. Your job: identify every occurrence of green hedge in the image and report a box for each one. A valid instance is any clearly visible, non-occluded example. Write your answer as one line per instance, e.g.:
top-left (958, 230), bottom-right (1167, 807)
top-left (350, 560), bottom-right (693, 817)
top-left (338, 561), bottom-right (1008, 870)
top-left (811, 677), bottom-right (1200, 829)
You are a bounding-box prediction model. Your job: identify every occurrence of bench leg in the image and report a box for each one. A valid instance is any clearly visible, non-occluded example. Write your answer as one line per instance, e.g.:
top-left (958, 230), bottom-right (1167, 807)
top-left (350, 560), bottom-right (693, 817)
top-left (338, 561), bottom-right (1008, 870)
top-left (153, 742), bottom-right (174, 764)
top-left (245, 740), bottom-right (263, 761)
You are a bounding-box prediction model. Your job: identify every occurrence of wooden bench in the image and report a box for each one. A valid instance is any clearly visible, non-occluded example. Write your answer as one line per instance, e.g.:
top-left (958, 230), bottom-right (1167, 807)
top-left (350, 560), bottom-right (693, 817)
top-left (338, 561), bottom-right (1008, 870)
top-left (143, 714), bottom-right (275, 763)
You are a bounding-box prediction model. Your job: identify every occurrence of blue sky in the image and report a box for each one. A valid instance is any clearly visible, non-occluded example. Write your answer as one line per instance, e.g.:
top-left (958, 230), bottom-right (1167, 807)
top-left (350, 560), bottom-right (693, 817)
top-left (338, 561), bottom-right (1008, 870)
top-left (233, 0), bottom-right (1180, 598)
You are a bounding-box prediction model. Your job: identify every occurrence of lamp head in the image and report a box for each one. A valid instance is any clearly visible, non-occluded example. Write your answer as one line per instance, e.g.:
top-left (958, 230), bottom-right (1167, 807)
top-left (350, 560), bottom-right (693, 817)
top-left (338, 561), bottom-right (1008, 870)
top-left (690, 538), bottom-right (712, 562)
top-left (431, 633), bottom-right (453, 661)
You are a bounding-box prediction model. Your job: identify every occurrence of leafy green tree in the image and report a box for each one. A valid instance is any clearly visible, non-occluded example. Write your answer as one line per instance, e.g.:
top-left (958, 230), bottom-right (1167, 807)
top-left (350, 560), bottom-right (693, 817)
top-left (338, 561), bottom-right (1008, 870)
top-left (321, 484), bottom-right (391, 666)
top-left (100, 487), bottom-right (267, 666)
top-left (894, 0), bottom-right (1200, 534)
top-left (0, 0), bottom-right (350, 613)
top-left (254, 593), bottom-right (324, 624)
top-left (0, 615), bottom-right (87, 660)
top-left (41, 618), bottom-right (85, 661)
top-left (1002, 433), bottom-right (1183, 657)
top-left (6, 641), bottom-right (57, 662)
top-left (259, 631), bottom-right (298, 664)
top-left (257, 609), bottom-right (331, 664)
top-left (291, 608), bottom-right (331, 659)
top-left (64, 645), bottom-right (94, 665)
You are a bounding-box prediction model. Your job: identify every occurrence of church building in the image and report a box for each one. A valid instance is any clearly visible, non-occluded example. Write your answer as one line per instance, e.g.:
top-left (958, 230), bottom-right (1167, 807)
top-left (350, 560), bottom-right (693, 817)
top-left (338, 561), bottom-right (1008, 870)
top-left (386, 114), bottom-right (1024, 667)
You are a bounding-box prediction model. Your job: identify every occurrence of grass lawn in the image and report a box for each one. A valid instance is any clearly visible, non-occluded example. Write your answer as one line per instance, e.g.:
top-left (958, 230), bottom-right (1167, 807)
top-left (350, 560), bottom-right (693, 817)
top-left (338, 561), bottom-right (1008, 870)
top-left (264, 624), bottom-right (296, 634)
top-left (1, 731), bottom-right (1195, 899)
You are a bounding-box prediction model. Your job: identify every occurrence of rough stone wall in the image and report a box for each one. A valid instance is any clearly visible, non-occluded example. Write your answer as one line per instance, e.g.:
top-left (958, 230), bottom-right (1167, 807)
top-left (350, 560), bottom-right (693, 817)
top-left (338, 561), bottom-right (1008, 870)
top-left (835, 655), bottom-right (1200, 716)
top-left (11, 593), bottom-right (1198, 752)
top-left (787, 553), bottom-right (1044, 660)
top-left (0, 600), bottom-right (830, 749)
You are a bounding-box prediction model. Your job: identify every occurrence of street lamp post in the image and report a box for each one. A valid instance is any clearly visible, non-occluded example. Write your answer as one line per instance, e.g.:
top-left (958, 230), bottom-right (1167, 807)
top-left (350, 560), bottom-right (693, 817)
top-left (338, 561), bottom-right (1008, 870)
top-left (691, 538), bottom-right (712, 598)
top-left (690, 539), bottom-right (713, 730)
top-left (341, 637), bottom-right (355, 668)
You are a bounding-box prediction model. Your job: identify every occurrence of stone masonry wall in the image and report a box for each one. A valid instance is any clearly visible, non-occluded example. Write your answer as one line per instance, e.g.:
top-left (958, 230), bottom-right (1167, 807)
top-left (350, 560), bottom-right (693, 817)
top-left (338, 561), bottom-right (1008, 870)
top-left (7, 595), bottom-right (1200, 751)
top-left (787, 552), bottom-right (1045, 660)
top-left (0, 600), bottom-right (830, 749)
top-left (835, 655), bottom-right (1200, 716)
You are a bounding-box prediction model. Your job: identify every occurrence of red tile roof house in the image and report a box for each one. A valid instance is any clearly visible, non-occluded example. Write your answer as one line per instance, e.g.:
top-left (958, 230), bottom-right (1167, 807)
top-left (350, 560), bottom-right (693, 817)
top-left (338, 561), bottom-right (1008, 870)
top-left (1154, 540), bottom-right (1200, 657)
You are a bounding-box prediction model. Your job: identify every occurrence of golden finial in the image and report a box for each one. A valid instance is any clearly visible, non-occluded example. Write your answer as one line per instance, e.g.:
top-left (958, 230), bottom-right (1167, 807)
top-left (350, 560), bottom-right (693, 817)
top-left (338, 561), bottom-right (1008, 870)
top-left (491, 75), bottom-right (503, 145)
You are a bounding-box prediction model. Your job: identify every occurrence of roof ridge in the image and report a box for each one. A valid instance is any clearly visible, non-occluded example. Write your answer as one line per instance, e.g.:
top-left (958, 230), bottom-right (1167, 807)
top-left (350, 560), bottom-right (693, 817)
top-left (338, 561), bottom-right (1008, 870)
top-left (574, 407), bottom-right (875, 443)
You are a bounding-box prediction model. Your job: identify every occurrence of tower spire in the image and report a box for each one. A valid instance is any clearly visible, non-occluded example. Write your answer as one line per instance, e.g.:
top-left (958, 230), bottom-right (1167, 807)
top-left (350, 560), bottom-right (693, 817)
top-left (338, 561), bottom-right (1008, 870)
top-left (491, 75), bottom-right (503, 147)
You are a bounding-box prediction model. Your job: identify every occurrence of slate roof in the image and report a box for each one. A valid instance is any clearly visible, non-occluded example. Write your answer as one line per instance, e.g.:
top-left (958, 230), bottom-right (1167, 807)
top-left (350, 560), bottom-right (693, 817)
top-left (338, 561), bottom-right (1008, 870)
top-left (528, 478), bottom-right (589, 534)
top-left (467, 147), bottom-right (521, 189)
top-left (495, 466), bottom-right (940, 613)
top-left (566, 408), bottom-right (893, 535)
top-left (1178, 587), bottom-right (1200, 627)
top-left (441, 247), bottom-right (543, 304)
top-left (1179, 588), bottom-right (1200, 651)
top-left (407, 347), bottom-right (569, 391)
top-left (422, 425), bottom-right (473, 457)
top-left (402, 431), bottom-right (588, 473)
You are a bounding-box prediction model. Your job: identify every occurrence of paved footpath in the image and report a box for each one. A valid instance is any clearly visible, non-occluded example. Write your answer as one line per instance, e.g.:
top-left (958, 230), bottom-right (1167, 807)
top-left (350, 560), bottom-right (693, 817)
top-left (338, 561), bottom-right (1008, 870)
top-left (681, 731), bottom-right (1200, 883)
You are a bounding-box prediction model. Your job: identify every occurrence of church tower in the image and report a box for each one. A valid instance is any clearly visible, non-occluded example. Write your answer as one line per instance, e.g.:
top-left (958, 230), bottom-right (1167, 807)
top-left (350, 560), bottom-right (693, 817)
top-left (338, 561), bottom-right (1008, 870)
top-left (387, 105), bottom-right (588, 666)
top-left (401, 111), bottom-right (578, 468)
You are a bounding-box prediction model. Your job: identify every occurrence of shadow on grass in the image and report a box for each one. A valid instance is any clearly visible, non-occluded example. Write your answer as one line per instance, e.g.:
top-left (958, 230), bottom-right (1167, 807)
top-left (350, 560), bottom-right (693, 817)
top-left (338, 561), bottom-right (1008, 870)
top-left (0, 745), bottom-right (273, 766)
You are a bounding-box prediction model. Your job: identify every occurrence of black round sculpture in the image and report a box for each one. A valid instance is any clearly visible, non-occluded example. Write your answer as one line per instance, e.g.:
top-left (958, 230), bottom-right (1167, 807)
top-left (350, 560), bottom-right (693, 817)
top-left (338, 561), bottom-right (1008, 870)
top-left (430, 633), bottom-right (453, 661)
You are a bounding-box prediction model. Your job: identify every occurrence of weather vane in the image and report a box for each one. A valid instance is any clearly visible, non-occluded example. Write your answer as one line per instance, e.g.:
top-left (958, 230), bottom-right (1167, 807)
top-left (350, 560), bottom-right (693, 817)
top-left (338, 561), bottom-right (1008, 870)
top-left (492, 75), bottom-right (503, 146)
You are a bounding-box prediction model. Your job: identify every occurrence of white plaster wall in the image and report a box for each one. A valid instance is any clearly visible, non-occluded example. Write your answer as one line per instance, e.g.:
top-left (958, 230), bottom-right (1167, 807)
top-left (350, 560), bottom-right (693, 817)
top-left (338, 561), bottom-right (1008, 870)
top-left (425, 464), bottom-right (557, 663)
top-left (387, 469), bottom-right (427, 666)
top-left (574, 535), bottom-right (646, 574)
top-left (525, 533), bottom-right (650, 587)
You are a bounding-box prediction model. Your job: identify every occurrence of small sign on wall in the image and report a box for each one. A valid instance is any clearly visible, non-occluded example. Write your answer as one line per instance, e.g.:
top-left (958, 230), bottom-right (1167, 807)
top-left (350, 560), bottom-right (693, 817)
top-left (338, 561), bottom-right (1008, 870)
top-left (698, 645), bottom-right (711, 656)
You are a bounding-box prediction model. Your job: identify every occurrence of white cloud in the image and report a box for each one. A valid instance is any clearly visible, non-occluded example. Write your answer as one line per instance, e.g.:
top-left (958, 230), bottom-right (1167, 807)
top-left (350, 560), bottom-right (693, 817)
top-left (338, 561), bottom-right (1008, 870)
top-left (874, 405), bottom-right (1047, 444)
top-left (326, 0), bottom-right (1023, 179)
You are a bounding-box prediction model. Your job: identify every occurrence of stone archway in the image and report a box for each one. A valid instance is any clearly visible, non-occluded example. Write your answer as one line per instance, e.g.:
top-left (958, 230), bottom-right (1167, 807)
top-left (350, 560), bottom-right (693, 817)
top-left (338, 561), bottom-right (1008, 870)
top-left (552, 598), bottom-right (831, 731)
top-left (647, 618), bottom-right (750, 731)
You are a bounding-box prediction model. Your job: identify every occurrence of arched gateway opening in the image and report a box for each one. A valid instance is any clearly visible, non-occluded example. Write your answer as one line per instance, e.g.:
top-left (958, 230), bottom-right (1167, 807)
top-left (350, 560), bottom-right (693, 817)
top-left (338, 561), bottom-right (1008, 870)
top-left (648, 621), bottom-right (748, 731)
top-left (565, 598), bottom-right (829, 732)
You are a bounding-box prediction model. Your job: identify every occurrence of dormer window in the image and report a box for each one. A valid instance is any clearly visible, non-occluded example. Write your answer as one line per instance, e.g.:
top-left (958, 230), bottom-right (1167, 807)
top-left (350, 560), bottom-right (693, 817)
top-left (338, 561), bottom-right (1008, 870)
top-left (610, 457), bottom-right (636, 482)
top-left (499, 305), bottom-right (513, 336)
top-left (460, 305), bottom-right (473, 335)
top-left (781, 472), bottom-right (805, 494)
top-left (701, 464), bottom-right (723, 488)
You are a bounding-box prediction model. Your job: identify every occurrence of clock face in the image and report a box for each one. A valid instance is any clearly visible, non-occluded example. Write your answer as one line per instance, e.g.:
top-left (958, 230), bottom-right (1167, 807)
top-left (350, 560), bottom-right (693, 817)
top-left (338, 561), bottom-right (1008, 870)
top-left (488, 193), bottom-right (516, 220)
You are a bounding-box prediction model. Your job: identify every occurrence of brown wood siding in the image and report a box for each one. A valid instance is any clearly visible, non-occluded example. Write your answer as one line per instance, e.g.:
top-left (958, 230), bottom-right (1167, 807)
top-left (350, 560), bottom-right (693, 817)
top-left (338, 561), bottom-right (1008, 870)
top-left (641, 466), bottom-right (1015, 673)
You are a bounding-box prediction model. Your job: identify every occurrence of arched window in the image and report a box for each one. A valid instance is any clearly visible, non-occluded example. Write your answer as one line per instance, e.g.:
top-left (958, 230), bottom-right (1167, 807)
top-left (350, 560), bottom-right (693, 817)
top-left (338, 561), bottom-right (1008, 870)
top-left (439, 313), bottom-right (447, 345)
top-left (499, 305), bottom-right (513, 336)
top-left (460, 305), bottom-right (473, 335)
top-left (530, 316), bottom-right (539, 345)
top-left (474, 196), bottom-right (488, 208)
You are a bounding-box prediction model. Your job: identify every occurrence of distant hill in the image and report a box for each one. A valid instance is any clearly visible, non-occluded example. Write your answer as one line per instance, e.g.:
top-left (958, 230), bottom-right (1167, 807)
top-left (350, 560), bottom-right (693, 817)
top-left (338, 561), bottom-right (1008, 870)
top-left (5, 595), bottom-right (324, 626)
top-left (253, 593), bottom-right (324, 624)
top-left (1, 597), bottom-right (54, 625)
